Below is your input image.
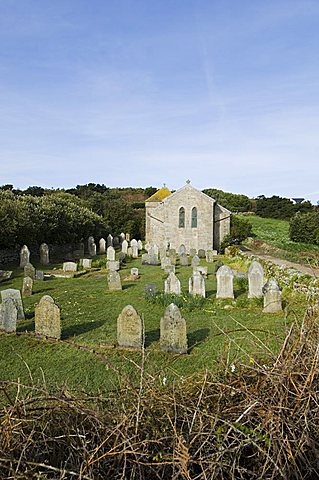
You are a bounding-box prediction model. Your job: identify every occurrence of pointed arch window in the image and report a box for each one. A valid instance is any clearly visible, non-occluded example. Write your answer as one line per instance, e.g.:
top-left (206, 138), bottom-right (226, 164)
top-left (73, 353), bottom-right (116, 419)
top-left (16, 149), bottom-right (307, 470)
top-left (191, 207), bottom-right (197, 228)
top-left (179, 207), bottom-right (185, 228)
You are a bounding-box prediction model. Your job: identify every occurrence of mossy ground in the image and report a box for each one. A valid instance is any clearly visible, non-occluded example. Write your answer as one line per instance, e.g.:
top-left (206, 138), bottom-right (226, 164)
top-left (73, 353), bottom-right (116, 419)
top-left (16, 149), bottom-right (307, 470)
top-left (0, 252), bottom-right (306, 395)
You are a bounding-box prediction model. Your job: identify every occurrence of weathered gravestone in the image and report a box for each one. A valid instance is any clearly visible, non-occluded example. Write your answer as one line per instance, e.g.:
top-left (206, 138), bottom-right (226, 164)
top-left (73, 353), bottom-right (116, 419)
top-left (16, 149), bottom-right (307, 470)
top-left (22, 276), bottom-right (33, 296)
top-left (127, 247), bottom-right (133, 257)
top-left (130, 239), bottom-right (138, 248)
top-left (35, 270), bottom-right (44, 281)
top-left (24, 262), bottom-right (36, 280)
top-left (82, 258), bottom-right (92, 269)
top-left (160, 304), bottom-right (188, 354)
top-left (40, 243), bottom-right (50, 265)
top-left (191, 255), bottom-right (200, 267)
top-left (20, 245), bottom-right (30, 268)
top-left (142, 253), bottom-right (150, 265)
top-left (0, 271), bottom-right (13, 283)
top-left (198, 249), bottom-right (206, 259)
top-left (190, 248), bottom-right (197, 257)
top-left (179, 254), bottom-right (188, 267)
top-left (194, 266), bottom-right (208, 278)
top-left (63, 262), bottom-right (77, 272)
top-left (262, 278), bottom-right (283, 313)
top-left (168, 249), bottom-right (176, 265)
top-left (99, 238), bottom-right (106, 254)
top-left (119, 252), bottom-right (126, 266)
top-left (137, 240), bottom-right (143, 251)
top-left (248, 260), bottom-right (264, 299)
top-left (216, 265), bottom-right (234, 299)
top-left (35, 295), bottom-right (61, 339)
top-left (113, 236), bottom-right (120, 247)
top-left (131, 267), bottom-right (139, 276)
top-left (121, 240), bottom-right (128, 254)
top-left (88, 236), bottom-right (97, 256)
top-left (107, 234), bottom-right (113, 248)
top-left (107, 271), bottom-right (122, 291)
top-left (189, 271), bottom-right (206, 297)
top-left (117, 305), bottom-right (142, 348)
top-left (164, 272), bottom-right (181, 295)
top-left (178, 244), bottom-right (186, 256)
top-left (132, 245), bottom-right (139, 258)
top-left (1, 289), bottom-right (24, 320)
top-left (206, 250), bottom-right (214, 263)
top-left (164, 265), bottom-right (175, 274)
top-left (0, 297), bottom-right (17, 332)
top-left (107, 260), bottom-right (120, 271)
top-left (161, 257), bottom-right (171, 270)
top-left (107, 246), bottom-right (116, 261)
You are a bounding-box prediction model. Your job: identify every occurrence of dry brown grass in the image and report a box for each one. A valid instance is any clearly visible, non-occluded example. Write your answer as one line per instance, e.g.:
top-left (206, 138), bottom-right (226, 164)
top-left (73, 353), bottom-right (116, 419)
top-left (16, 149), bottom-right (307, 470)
top-left (1, 307), bottom-right (319, 479)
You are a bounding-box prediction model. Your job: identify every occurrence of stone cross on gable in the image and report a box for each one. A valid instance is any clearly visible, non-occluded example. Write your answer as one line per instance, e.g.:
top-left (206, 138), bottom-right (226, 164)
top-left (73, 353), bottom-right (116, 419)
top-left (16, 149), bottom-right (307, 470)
top-left (186, 179), bottom-right (191, 184)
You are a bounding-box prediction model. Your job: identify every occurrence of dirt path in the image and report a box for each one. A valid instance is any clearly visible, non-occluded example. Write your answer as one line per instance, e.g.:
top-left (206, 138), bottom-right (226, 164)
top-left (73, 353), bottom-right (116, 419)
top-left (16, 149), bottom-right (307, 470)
top-left (241, 249), bottom-right (319, 278)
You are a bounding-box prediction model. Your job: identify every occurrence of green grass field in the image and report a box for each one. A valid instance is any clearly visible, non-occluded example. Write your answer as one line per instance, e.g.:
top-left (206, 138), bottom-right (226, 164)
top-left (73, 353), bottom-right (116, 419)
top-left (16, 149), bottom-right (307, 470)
top-left (241, 214), bottom-right (319, 263)
top-left (0, 252), bottom-right (306, 395)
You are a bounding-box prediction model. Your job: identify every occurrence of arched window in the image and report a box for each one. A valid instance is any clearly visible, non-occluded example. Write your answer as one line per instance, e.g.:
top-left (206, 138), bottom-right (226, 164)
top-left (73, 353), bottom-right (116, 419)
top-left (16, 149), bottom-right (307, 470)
top-left (179, 207), bottom-right (185, 228)
top-left (191, 207), bottom-right (197, 228)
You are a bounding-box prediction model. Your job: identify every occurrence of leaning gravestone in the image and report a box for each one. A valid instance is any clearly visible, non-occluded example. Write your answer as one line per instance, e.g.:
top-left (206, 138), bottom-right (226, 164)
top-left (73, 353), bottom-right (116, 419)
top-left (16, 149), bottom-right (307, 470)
top-left (1, 289), bottom-right (24, 320)
top-left (117, 305), bottom-right (142, 348)
top-left (121, 240), bottom-right (128, 254)
top-left (191, 255), bottom-right (200, 267)
top-left (216, 265), bottom-right (234, 299)
top-left (99, 238), bottom-right (106, 254)
top-left (39, 243), bottom-right (50, 265)
top-left (107, 246), bottom-right (116, 261)
top-left (0, 297), bottom-right (17, 333)
top-left (248, 260), bottom-right (264, 298)
top-left (107, 271), bottom-right (122, 291)
top-left (24, 262), bottom-right (36, 280)
top-left (160, 303), bottom-right (188, 354)
top-left (63, 262), bottom-right (77, 272)
top-left (179, 254), bottom-right (188, 267)
top-left (164, 272), bottom-right (181, 295)
top-left (189, 271), bottom-right (206, 297)
top-left (22, 276), bottom-right (33, 297)
top-left (88, 236), bottom-right (97, 256)
top-left (262, 278), bottom-right (283, 313)
top-left (20, 245), bottom-right (30, 268)
top-left (35, 295), bottom-right (61, 339)
top-left (198, 249), bottom-right (206, 259)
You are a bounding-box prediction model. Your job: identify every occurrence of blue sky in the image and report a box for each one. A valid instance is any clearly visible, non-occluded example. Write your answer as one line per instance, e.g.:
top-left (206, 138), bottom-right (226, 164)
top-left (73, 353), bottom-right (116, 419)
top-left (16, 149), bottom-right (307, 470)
top-left (1, 0), bottom-right (319, 202)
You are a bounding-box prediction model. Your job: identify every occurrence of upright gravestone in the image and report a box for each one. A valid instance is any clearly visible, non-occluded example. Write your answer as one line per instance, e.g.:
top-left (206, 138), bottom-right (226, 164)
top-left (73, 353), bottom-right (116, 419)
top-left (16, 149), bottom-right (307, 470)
top-left (148, 246), bottom-right (160, 265)
top-left (191, 255), bottom-right (200, 267)
top-left (35, 295), bottom-right (61, 339)
top-left (119, 252), bottom-right (126, 266)
top-left (0, 297), bottom-right (17, 333)
top-left (120, 232), bottom-right (125, 243)
top-left (1, 289), bottom-right (24, 320)
top-left (20, 245), bottom-right (30, 268)
top-left (107, 234), bottom-right (113, 248)
top-left (159, 247), bottom-right (167, 260)
top-left (132, 245), bottom-right (139, 258)
top-left (142, 253), bottom-right (150, 265)
top-left (40, 243), bottom-right (50, 265)
top-left (82, 258), bottom-right (92, 269)
top-left (22, 276), bottom-right (33, 296)
top-left (164, 272), bottom-right (181, 295)
top-left (113, 236), bottom-right (120, 247)
top-left (63, 262), bottom-right (77, 272)
top-left (168, 249), bottom-right (176, 265)
top-left (35, 270), bottom-right (44, 281)
top-left (121, 240), bottom-right (128, 254)
top-left (248, 261), bottom-right (264, 298)
top-left (88, 236), bottom-right (97, 256)
top-left (127, 247), bottom-right (133, 257)
top-left (24, 262), bottom-right (36, 280)
top-left (198, 249), bottom-right (206, 259)
top-left (206, 250), bottom-right (214, 263)
top-left (107, 271), bottom-right (122, 291)
top-left (179, 254), bottom-right (189, 267)
top-left (189, 271), bottom-right (206, 297)
top-left (161, 256), bottom-right (171, 270)
top-left (178, 244), bottom-right (186, 256)
top-left (131, 267), bottom-right (139, 276)
top-left (160, 304), bottom-right (188, 354)
top-left (117, 305), bottom-right (142, 348)
top-left (137, 240), bottom-right (143, 251)
top-left (107, 260), bottom-right (120, 271)
top-left (190, 248), bottom-right (197, 257)
top-left (99, 238), bottom-right (106, 254)
top-left (144, 242), bottom-right (151, 253)
top-left (107, 246), bottom-right (116, 261)
top-left (130, 239), bottom-right (138, 248)
top-left (262, 278), bottom-right (283, 313)
top-left (125, 233), bottom-right (130, 241)
top-left (216, 265), bottom-right (234, 299)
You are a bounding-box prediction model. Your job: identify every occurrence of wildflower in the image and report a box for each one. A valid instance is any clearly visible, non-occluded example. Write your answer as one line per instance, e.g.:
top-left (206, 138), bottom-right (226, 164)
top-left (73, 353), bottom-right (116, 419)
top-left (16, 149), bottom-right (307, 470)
top-left (230, 364), bottom-right (235, 373)
top-left (162, 376), bottom-right (167, 386)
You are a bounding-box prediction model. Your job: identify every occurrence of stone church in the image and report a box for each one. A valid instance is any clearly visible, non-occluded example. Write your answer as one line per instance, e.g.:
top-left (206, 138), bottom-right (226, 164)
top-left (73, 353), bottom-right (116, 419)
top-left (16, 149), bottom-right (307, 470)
top-left (145, 181), bottom-right (231, 252)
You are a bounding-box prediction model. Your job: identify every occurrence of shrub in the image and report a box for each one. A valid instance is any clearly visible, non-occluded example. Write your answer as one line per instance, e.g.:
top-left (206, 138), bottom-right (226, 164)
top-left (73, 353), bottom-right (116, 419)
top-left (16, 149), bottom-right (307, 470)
top-left (289, 211), bottom-right (319, 244)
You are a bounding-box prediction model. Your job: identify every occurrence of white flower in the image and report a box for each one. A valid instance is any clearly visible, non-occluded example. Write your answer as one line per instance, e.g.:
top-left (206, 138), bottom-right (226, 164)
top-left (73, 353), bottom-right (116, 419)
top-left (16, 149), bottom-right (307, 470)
top-left (230, 364), bottom-right (236, 373)
top-left (162, 376), bottom-right (167, 386)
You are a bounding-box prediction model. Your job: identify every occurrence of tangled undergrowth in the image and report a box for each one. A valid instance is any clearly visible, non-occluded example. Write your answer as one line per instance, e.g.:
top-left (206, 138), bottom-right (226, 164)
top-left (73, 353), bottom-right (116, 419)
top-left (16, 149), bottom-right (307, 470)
top-left (1, 305), bottom-right (319, 479)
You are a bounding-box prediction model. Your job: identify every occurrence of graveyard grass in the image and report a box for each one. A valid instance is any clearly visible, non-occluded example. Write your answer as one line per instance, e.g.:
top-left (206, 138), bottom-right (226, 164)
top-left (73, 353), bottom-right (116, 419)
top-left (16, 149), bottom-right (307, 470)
top-left (0, 253), bottom-right (307, 396)
top-left (241, 214), bottom-right (319, 263)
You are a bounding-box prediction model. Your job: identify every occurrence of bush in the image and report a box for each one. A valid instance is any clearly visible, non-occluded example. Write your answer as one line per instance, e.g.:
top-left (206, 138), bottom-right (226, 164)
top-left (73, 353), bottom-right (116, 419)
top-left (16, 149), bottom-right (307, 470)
top-left (221, 215), bottom-right (253, 250)
top-left (289, 211), bottom-right (319, 244)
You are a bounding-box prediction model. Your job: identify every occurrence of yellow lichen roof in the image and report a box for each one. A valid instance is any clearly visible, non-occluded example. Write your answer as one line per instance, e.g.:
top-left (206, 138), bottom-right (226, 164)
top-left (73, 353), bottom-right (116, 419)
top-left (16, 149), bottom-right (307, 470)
top-left (145, 187), bottom-right (172, 202)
